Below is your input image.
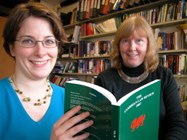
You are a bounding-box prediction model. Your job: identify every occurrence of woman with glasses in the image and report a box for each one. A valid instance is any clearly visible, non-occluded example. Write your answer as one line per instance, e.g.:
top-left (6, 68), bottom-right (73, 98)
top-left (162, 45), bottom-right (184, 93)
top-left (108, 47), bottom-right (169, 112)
top-left (95, 16), bottom-right (187, 139)
top-left (0, 2), bottom-right (93, 140)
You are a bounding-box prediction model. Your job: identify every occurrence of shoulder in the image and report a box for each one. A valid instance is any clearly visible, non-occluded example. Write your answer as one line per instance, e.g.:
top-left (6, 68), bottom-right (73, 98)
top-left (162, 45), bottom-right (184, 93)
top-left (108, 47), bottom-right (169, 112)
top-left (0, 77), bottom-right (10, 87)
top-left (153, 65), bottom-right (177, 88)
top-left (153, 65), bottom-right (173, 78)
top-left (50, 82), bottom-right (65, 94)
top-left (98, 67), bottom-right (118, 78)
top-left (95, 68), bottom-right (119, 86)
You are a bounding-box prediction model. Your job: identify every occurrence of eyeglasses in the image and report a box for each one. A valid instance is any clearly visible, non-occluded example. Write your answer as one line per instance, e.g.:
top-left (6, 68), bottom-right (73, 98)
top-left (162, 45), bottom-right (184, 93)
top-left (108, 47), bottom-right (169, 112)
top-left (15, 36), bottom-right (60, 48)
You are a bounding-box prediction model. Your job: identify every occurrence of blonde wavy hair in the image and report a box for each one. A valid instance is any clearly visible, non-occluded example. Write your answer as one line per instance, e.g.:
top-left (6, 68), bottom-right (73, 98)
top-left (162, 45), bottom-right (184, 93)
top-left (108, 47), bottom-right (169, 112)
top-left (111, 15), bottom-right (159, 72)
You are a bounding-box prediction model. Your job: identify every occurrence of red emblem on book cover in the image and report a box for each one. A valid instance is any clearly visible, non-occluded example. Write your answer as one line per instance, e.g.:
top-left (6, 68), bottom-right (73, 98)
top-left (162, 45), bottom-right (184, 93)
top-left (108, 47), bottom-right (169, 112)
top-left (130, 114), bottom-right (146, 132)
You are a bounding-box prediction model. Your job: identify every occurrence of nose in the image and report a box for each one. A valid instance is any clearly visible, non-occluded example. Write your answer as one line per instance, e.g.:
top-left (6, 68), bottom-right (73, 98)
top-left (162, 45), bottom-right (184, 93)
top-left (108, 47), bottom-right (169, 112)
top-left (34, 42), bottom-right (46, 57)
top-left (129, 41), bottom-right (136, 51)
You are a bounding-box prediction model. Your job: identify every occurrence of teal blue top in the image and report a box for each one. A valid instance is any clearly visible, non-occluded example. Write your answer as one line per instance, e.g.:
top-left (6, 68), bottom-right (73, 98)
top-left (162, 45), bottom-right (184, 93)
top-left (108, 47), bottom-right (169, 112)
top-left (0, 77), bottom-right (65, 140)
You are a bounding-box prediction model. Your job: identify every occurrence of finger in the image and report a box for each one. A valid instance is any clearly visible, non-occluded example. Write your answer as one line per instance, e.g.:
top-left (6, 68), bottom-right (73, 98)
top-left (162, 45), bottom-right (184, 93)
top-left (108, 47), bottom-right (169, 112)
top-left (72, 132), bottom-right (90, 140)
top-left (55, 106), bottom-right (81, 128)
top-left (66, 120), bottom-right (94, 138)
top-left (60, 111), bottom-right (91, 133)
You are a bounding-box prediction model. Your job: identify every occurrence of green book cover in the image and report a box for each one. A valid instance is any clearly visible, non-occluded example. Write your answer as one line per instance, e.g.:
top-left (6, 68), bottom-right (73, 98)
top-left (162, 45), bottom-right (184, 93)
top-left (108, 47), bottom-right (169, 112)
top-left (64, 79), bottom-right (160, 140)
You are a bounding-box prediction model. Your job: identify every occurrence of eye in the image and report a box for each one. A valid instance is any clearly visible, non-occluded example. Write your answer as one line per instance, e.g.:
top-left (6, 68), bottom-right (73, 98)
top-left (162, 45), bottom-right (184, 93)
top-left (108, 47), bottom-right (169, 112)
top-left (21, 38), bottom-right (34, 45)
top-left (136, 39), bottom-right (144, 45)
top-left (120, 39), bottom-right (129, 45)
top-left (44, 38), bottom-right (56, 45)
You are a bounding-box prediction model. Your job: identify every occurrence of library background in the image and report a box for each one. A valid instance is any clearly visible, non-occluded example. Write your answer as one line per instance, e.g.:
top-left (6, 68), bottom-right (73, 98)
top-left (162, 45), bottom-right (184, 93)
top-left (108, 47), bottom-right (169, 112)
top-left (0, 0), bottom-right (187, 119)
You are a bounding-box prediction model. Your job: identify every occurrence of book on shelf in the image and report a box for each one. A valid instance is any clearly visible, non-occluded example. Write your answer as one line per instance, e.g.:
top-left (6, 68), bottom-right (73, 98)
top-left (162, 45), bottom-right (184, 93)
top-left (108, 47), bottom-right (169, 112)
top-left (85, 0), bottom-right (92, 19)
top-left (108, 0), bottom-right (115, 12)
top-left (100, 0), bottom-right (106, 14)
top-left (64, 79), bottom-right (161, 140)
top-left (102, 0), bottom-right (109, 14)
top-left (75, 0), bottom-right (81, 21)
top-left (113, 0), bottom-right (121, 11)
top-left (90, 0), bottom-right (95, 17)
top-left (96, 0), bottom-right (101, 16)
top-left (119, 0), bottom-right (129, 10)
top-left (134, 0), bottom-right (142, 6)
top-left (71, 25), bottom-right (81, 43)
top-left (86, 22), bottom-right (94, 35)
top-left (70, 8), bottom-right (77, 24)
top-left (128, 0), bottom-right (135, 8)
top-left (80, 0), bottom-right (85, 20)
top-left (95, 18), bottom-right (117, 33)
top-left (61, 44), bottom-right (75, 58)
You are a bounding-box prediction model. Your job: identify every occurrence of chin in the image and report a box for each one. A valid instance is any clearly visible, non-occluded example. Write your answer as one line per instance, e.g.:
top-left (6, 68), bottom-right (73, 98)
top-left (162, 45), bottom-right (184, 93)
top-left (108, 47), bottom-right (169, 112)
top-left (127, 63), bottom-right (141, 68)
top-left (33, 73), bottom-right (49, 79)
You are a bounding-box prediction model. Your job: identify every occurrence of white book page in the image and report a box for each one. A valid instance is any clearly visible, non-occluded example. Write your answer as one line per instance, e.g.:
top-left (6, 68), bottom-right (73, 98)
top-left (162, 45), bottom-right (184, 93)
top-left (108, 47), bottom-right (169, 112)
top-left (66, 80), bottom-right (117, 104)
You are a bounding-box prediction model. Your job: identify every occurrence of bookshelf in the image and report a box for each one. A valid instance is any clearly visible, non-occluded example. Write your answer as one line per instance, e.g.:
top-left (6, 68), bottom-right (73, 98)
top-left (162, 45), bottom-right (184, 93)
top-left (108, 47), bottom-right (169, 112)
top-left (49, 0), bottom-right (187, 114)
top-left (63, 0), bottom-right (169, 30)
top-left (51, 0), bottom-right (187, 111)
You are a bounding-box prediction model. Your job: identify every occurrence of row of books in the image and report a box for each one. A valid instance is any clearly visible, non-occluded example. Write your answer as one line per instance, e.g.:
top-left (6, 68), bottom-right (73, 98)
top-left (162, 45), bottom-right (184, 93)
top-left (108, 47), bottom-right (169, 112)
top-left (178, 84), bottom-right (187, 120)
top-left (66, 17), bottom-right (120, 45)
top-left (60, 0), bottom-right (186, 27)
top-left (62, 61), bottom-right (78, 73)
top-left (178, 84), bottom-right (187, 103)
top-left (66, 0), bottom-right (187, 45)
top-left (77, 0), bottom-right (162, 21)
top-left (60, 40), bottom-right (112, 59)
top-left (61, 40), bottom-right (112, 58)
top-left (67, 17), bottom-right (120, 43)
top-left (51, 75), bottom-right (79, 87)
top-left (155, 29), bottom-right (186, 51)
top-left (52, 60), bottom-right (78, 74)
top-left (61, 46), bottom-right (76, 58)
top-left (76, 40), bottom-right (112, 58)
top-left (59, 52), bottom-right (187, 75)
top-left (123, 1), bottom-right (187, 25)
top-left (59, 0), bottom-right (161, 26)
top-left (78, 59), bottom-right (111, 74)
top-left (53, 58), bottom-right (111, 75)
top-left (159, 54), bottom-right (187, 75)
top-left (80, 18), bottom-right (119, 36)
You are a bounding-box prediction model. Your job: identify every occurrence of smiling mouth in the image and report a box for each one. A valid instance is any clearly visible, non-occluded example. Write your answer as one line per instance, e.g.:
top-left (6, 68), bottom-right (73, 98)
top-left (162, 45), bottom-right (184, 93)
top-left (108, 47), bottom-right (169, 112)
top-left (31, 60), bottom-right (48, 65)
top-left (127, 53), bottom-right (138, 57)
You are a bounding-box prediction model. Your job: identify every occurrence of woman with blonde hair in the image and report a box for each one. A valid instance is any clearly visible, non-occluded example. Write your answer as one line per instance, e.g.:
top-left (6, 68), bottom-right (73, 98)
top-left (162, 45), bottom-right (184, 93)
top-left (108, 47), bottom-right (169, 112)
top-left (95, 16), bottom-right (187, 139)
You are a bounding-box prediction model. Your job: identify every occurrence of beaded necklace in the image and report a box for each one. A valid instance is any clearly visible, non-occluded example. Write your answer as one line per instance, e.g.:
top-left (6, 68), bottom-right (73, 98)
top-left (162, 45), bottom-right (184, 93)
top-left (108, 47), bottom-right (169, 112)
top-left (9, 76), bottom-right (52, 106)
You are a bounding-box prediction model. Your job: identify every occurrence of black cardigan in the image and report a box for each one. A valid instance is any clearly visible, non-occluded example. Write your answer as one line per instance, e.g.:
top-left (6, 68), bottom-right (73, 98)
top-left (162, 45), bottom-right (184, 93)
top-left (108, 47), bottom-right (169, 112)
top-left (95, 64), bottom-right (187, 140)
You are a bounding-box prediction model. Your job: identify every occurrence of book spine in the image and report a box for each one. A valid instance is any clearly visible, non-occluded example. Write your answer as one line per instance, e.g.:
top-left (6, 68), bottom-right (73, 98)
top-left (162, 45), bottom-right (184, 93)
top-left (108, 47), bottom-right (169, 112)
top-left (112, 105), bottom-right (119, 140)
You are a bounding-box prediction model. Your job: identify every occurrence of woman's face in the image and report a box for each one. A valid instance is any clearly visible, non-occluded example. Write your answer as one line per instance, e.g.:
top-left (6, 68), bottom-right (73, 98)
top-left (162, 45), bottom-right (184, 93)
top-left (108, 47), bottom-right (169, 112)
top-left (119, 31), bottom-right (148, 68)
top-left (10, 16), bottom-right (58, 80)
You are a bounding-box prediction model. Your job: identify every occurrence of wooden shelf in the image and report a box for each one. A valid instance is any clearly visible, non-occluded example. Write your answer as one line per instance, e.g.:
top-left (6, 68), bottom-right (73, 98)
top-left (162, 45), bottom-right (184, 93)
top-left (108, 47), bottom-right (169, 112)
top-left (63, 0), bottom-right (168, 30)
top-left (55, 73), bottom-right (98, 76)
top-left (159, 49), bottom-right (187, 54)
top-left (72, 55), bottom-right (110, 60)
top-left (59, 55), bottom-right (110, 60)
top-left (77, 19), bottom-right (187, 40)
top-left (80, 31), bottom-right (116, 39)
top-left (53, 73), bottom-right (187, 78)
top-left (174, 75), bottom-right (187, 78)
top-left (59, 49), bottom-right (187, 60)
top-left (151, 18), bottom-right (187, 28)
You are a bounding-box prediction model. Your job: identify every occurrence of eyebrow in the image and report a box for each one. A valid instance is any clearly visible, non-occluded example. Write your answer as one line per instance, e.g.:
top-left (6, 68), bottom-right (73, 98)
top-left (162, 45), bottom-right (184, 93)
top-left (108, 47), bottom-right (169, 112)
top-left (19, 35), bottom-right (55, 39)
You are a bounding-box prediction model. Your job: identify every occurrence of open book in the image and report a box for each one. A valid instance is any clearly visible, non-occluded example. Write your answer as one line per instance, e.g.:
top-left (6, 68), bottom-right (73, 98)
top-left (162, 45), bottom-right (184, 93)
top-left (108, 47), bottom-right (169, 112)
top-left (64, 79), bottom-right (160, 140)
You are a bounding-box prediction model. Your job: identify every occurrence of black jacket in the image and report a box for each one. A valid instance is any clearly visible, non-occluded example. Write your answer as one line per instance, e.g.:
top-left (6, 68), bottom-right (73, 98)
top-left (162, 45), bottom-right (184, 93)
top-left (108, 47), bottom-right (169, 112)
top-left (95, 64), bottom-right (187, 140)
